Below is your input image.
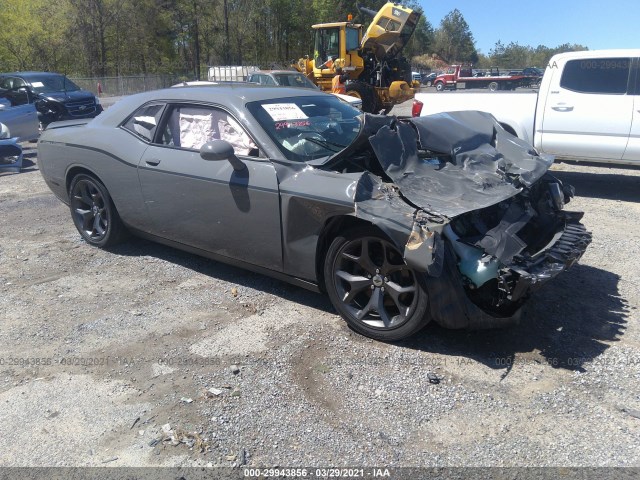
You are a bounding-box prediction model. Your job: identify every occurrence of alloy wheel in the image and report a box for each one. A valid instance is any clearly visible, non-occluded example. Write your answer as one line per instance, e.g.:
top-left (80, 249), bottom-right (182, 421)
top-left (70, 179), bottom-right (109, 241)
top-left (332, 236), bottom-right (418, 329)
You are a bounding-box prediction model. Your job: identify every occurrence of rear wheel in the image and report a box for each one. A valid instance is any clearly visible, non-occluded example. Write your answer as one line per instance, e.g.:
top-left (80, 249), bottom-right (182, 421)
top-left (324, 226), bottom-right (430, 341)
top-left (69, 174), bottom-right (127, 247)
top-left (345, 82), bottom-right (377, 113)
top-left (488, 81), bottom-right (499, 92)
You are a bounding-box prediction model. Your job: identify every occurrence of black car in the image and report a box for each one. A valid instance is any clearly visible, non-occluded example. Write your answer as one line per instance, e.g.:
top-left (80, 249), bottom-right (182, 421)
top-left (421, 72), bottom-right (437, 86)
top-left (0, 72), bottom-right (103, 127)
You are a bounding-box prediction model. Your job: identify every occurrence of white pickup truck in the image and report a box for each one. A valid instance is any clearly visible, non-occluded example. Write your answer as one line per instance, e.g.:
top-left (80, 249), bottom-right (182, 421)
top-left (414, 49), bottom-right (640, 165)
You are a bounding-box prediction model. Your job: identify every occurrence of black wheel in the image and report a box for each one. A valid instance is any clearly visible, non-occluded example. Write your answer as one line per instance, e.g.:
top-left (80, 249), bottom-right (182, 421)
top-left (435, 82), bottom-right (445, 92)
top-left (488, 81), bottom-right (499, 92)
top-left (69, 174), bottom-right (127, 247)
top-left (324, 226), bottom-right (430, 341)
top-left (426, 81), bottom-right (433, 87)
top-left (345, 82), bottom-right (377, 113)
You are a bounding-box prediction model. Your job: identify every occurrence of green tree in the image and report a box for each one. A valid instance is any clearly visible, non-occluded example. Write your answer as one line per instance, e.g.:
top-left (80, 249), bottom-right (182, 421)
top-left (433, 9), bottom-right (478, 64)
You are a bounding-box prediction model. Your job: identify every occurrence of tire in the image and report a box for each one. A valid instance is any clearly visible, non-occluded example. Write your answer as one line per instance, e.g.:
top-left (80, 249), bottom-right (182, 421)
top-left (345, 82), bottom-right (377, 114)
top-left (426, 81), bottom-right (432, 87)
top-left (69, 174), bottom-right (127, 248)
top-left (488, 81), bottom-right (499, 92)
top-left (324, 226), bottom-right (430, 341)
top-left (435, 82), bottom-right (445, 92)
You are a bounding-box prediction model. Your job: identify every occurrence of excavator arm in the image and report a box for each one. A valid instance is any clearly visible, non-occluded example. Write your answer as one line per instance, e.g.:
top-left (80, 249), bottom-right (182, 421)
top-left (359, 3), bottom-right (420, 61)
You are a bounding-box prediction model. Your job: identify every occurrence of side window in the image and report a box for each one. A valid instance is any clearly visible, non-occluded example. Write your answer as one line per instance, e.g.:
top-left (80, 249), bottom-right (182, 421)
top-left (560, 58), bottom-right (631, 94)
top-left (158, 104), bottom-right (259, 156)
top-left (8, 89), bottom-right (30, 107)
top-left (264, 75), bottom-right (277, 86)
top-left (346, 28), bottom-right (359, 52)
top-left (121, 103), bottom-right (165, 142)
top-left (0, 77), bottom-right (14, 90)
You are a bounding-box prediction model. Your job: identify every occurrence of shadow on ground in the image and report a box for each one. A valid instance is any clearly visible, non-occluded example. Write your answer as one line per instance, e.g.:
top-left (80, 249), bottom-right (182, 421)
top-left (108, 237), bottom-right (333, 313)
top-left (401, 263), bottom-right (628, 374)
top-left (110, 236), bottom-right (627, 375)
top-left (553, 169), bottom-right (640, 202)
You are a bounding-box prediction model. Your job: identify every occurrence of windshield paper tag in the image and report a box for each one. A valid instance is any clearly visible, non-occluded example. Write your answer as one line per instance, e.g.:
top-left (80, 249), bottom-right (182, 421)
top-left (31, 82), bottom-right (45, 87)
top-left (262, 104), bottom-right (308, 121)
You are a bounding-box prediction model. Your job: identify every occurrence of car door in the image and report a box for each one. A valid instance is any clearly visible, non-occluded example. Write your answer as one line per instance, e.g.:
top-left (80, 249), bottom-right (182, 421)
top-left (137, 103), bottom-right (283, 271)
top-left (539, 56), bottom-right (634, 161)
top-left (622, 57), bottom-right (640, 162)
top-left (0, 77), bottom-right (39, 141)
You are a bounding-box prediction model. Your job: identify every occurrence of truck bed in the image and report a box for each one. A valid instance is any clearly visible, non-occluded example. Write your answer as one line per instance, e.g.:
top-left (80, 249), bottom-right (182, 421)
top-left (414, 91), bottom-right (538, 145)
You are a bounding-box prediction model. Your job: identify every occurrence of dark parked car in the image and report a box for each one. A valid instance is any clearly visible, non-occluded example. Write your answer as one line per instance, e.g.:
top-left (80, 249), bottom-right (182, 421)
top-left (37, 85), bottom-right (591, 341)
top-left (0, 72), bottom-right (103, 127)
top-left (421, 72), bottom-right (437, 86)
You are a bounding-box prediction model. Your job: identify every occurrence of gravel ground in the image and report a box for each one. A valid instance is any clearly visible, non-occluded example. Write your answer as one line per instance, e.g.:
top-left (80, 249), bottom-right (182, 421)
top-left (0, 135), bottom-right (639, 469)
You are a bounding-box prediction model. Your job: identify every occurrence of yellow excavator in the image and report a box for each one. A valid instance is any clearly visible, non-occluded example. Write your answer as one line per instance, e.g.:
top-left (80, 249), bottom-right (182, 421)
top-left (295, 2), bottom-right (420, 114)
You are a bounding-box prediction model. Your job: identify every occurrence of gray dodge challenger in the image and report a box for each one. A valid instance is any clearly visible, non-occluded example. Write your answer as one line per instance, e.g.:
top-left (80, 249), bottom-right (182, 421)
top-left (37, 85), bottom-right (591, 341)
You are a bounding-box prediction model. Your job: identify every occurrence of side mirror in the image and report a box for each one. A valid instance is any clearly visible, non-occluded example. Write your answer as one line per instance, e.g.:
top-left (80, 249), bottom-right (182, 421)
top-left (200, 140), bottom-right (245, 171)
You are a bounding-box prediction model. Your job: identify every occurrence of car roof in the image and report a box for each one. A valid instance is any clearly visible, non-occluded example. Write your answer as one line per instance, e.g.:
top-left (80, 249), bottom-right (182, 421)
top-left (0, 71), bottom-right (67, 79)
top-left (94, 84), bottom-right (336, 127)
top-left (549, 49), bottom-right (640, 61)
top-left (254, 70), bottom-right (302, 76)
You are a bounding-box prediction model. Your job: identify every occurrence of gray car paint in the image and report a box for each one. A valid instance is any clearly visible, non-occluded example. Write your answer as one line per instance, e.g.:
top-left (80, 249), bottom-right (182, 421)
top-left (0, 100), bottom-right (39, 142)
top-left (37, 84), bottom-right (591, 329)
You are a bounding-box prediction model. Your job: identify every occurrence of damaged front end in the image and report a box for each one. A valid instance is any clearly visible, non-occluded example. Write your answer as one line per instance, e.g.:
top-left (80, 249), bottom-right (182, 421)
top-left (0, 122), bottom-right (23, 173)
top-left (327, 111), bottom-right (592, 329)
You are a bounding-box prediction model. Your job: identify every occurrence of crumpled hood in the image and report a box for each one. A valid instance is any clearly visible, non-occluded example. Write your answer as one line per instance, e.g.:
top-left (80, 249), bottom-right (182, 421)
top-left (365, 111), bottom-right (553, 217)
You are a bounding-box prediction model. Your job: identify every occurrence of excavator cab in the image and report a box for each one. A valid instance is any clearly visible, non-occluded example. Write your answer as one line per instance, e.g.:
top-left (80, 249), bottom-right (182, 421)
top-left (312, 23), bottom-right (365, 79)
top-left (296, 2), bottom-right (419, 113)
top-left (314, 27), bottom-right (340, 70)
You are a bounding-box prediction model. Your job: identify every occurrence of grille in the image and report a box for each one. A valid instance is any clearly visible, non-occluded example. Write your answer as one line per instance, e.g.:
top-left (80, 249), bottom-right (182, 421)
top-left (66, 98), bottom-right (96, 117)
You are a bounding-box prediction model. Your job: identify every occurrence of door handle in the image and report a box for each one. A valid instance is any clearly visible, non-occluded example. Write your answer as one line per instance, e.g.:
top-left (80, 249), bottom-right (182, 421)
top-left (551, 105), bottom-right (574, 112)
top-left (145, 158), bottom-right (161, 166)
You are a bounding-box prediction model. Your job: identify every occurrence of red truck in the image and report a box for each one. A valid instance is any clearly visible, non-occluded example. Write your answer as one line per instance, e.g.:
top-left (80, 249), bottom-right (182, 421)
top-left (432, 65), bottom-right (529, 92)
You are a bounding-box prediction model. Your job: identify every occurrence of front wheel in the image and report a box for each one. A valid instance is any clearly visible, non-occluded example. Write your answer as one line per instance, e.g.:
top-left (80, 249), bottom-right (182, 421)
top-left (324, 227), bottom-right (430, 341)
top-left (69, 174), bottom-right (127, 247)
top-left (435, 82), bottom-right (445, 92)
top-left (345, 82), bottom-right (377, 114)
top-left (488, 81), bottom-right (499, 92)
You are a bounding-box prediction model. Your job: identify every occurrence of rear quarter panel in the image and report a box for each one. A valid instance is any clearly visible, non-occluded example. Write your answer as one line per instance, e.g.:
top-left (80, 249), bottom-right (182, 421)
top-left (38, 123), bottom-right (151, 230)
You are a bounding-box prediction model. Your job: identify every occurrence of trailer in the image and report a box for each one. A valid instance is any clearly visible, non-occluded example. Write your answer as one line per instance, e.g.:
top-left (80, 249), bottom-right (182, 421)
top-left (207, 65), bottom-right (259, 82)
top-left (433, 65), bottom-right (528, 92)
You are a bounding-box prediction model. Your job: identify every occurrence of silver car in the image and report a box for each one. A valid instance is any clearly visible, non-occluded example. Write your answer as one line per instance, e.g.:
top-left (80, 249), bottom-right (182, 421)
top-left (37, 85), bottom-right (591, 341)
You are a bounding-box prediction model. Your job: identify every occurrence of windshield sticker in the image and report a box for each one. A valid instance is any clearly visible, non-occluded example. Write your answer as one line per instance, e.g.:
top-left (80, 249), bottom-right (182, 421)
top-left (275, 120), bottom-right (311, 130)
top-left (31, 82), bottom-right (44, 87)
top-left (262, 103), bottom-right (308, 121)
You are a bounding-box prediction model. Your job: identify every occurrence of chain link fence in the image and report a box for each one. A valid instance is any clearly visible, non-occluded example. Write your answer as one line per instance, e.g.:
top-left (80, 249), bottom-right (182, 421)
top-left (70, 75), bottom-right (181, 97)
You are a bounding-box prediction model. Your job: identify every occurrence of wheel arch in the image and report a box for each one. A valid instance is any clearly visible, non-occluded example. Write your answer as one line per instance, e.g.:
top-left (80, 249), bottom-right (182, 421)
top-left (499, 123), bottom-right (518, 137)
top-left (496, 119), bottom-right (532, 144)
top-left (65, 165), bottom-right (102, 195)
top-left (315, 215), bottom-right (386, 292)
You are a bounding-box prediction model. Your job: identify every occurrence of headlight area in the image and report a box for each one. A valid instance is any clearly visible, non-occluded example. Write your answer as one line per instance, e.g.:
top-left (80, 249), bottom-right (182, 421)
top-left (443, 175), bottom-right (592, 318)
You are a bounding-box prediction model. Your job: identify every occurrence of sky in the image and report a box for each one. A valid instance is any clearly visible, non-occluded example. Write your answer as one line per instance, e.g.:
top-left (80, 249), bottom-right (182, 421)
top-left (418, 0), bottom-right (640, 55)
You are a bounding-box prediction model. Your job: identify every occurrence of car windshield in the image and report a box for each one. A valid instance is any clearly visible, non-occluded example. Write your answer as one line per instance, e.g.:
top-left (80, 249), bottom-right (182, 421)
top-left (272, 73), bottom-right (317, 89)
top-left (28, 75), bottom-right (81, 93)
top-left (247, 95), bottom-right (362, 162)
